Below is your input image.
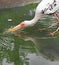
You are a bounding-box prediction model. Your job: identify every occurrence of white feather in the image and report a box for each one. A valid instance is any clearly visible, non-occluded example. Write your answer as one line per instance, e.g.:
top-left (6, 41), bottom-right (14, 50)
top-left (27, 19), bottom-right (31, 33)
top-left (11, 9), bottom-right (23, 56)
top-left (36, 0), bottom-right (59, 14)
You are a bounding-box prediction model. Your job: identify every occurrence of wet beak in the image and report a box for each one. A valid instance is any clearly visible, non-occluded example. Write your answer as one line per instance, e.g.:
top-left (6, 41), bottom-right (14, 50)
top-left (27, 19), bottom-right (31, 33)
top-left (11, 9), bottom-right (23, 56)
top-left (6, 22), bottom-right (25, 33)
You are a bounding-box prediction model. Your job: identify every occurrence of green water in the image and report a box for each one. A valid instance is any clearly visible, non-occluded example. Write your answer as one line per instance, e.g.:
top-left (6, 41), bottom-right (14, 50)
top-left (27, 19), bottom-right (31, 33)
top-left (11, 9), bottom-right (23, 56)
top-left (0, 3), bottom-right (59, 65)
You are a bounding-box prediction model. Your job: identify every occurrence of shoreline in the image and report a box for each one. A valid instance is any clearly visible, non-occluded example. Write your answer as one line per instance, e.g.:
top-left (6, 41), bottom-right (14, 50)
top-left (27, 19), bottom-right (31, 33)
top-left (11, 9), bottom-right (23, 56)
top-left (0, 0), bottom-right (41, 9)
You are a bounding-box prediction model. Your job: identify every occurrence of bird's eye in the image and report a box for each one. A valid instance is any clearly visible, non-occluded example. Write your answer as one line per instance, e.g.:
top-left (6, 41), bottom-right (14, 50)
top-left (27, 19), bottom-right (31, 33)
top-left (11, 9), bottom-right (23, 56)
top-left (21, 23), bottom-right (25, 28)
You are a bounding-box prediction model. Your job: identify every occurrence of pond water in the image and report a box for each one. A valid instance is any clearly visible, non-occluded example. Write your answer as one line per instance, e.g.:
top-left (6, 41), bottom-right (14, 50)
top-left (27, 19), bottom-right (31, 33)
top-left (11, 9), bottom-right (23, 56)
top-left (0, 3), bottom-right (59, 65)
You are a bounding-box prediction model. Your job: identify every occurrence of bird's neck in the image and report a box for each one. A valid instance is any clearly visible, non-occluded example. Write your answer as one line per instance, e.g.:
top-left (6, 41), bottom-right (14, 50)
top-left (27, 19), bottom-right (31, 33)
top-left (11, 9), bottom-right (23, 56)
top-left (30, 15), bottom-right (41, 25)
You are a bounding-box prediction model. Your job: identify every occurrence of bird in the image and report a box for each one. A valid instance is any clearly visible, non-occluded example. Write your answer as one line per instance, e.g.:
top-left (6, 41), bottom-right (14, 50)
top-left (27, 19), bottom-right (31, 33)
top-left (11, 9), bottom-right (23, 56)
top-left (7, 0), bottom-right (59, 36)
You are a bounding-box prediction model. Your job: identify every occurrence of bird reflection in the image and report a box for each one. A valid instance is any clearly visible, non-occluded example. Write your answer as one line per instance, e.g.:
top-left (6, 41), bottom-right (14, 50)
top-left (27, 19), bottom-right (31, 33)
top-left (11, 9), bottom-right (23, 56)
top-left (13, 32), bottom-right (59, 61)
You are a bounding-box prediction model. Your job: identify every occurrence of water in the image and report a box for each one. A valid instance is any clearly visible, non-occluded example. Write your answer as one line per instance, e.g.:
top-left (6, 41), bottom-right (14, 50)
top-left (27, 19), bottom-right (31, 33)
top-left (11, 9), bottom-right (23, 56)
top-left (0, 3), bottom-right (59, 65)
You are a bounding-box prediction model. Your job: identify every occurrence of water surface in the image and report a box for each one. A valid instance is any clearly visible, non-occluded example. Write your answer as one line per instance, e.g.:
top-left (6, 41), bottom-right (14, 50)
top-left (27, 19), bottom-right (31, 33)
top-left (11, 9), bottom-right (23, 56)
top-left (0, 3), bottom-right (59, 65)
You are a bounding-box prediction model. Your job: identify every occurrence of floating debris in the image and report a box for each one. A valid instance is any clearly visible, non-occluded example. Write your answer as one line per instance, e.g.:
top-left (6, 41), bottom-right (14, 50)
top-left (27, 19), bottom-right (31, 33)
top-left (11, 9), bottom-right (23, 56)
top-left (8, 19), bottom-right (12, 22)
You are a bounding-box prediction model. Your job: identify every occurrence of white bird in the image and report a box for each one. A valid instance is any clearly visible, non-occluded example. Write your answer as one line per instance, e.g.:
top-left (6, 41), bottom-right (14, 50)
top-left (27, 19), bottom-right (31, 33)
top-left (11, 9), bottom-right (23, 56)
top-left (7, 0), bottom-right (59, 36)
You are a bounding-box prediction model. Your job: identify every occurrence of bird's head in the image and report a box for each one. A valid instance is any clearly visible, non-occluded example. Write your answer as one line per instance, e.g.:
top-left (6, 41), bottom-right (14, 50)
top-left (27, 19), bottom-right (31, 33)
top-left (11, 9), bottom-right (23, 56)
top-left (6, 20), bottom-right (31, 33)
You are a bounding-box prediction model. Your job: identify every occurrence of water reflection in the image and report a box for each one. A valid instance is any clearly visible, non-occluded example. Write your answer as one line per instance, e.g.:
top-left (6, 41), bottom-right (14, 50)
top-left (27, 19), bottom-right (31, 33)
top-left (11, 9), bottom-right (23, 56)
top-left (13, 32), bottom-right (59, 61)
top-left (0, 29), bottom-right (59, 65)
top-left (2, 58), bottom-right (14, 65)
top-left (14, 32), bottom-right (59, 65)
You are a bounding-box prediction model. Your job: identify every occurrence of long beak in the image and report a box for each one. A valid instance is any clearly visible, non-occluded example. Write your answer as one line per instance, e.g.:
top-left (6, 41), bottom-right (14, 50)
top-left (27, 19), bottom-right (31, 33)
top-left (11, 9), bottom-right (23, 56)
top-left (6, 22), bottom-right (25, 33)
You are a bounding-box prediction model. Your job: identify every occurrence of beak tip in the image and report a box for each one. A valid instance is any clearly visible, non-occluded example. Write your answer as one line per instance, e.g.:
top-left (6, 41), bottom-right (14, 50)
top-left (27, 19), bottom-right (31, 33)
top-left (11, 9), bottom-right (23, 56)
top-left (6, 29), bottom-right (14, 33)
top-left (6, 22), bottom-right (24, 33)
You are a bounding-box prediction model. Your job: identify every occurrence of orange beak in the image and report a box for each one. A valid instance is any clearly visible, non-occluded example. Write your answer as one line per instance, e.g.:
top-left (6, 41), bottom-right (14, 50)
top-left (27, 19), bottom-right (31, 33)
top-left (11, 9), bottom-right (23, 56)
top-left (6, 22), bottom-right (25, 33)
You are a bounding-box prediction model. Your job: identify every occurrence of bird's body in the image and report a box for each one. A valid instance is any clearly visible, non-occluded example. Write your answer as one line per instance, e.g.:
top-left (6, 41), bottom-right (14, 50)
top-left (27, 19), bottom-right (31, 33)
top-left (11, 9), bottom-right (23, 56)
top-left (36, 0), bottom-right (59, 14)
top-left (7, 0), bottom-right (59, 36)
top-left (23, 0), bottom-right (59, 27)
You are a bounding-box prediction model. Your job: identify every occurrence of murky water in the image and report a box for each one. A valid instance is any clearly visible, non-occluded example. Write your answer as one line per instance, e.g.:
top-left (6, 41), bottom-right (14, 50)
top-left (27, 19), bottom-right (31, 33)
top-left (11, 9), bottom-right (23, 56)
top-left (0, 3), bottom-right (59, 65)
